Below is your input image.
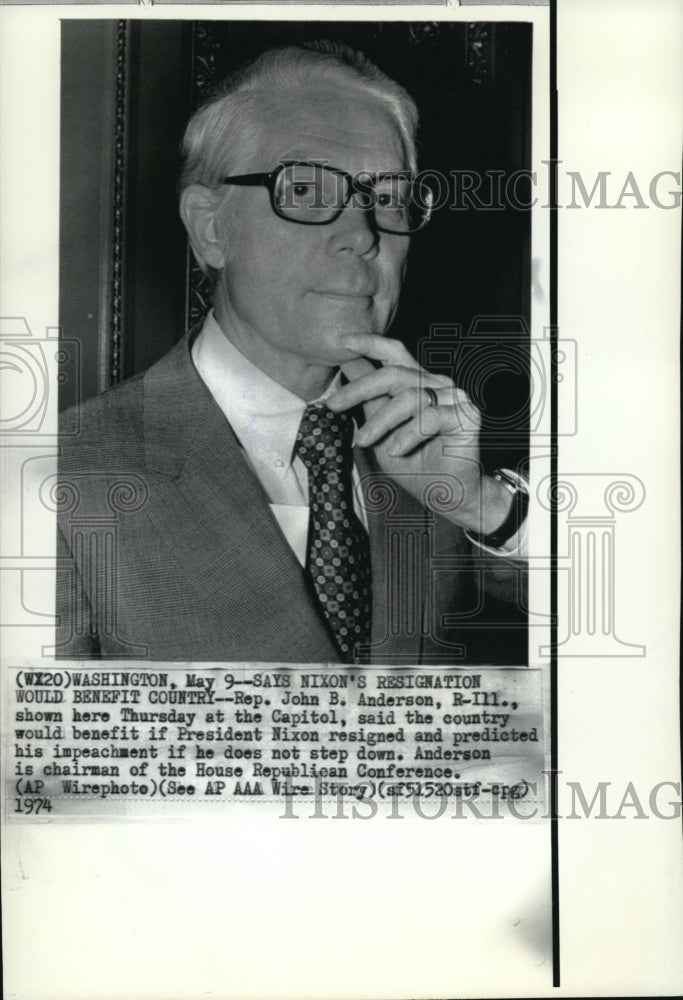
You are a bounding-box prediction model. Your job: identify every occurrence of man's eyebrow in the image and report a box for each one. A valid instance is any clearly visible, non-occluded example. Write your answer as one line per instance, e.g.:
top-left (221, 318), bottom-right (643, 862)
top-left (276, 145), bottom-right (409, 169)
top-left (275, 155), bottom-right (411, 176)
top-left (275, 148), bottom-right (325, 162)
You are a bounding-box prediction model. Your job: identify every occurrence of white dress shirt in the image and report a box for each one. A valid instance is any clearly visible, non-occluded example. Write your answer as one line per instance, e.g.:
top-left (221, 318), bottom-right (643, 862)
top-left (192, 312), bottom-right (527, 563)
top-left (192, 311), bottom-right (367, 567)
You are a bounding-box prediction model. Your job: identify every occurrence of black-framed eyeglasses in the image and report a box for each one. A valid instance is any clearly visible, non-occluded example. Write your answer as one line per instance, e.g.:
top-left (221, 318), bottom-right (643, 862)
top-left (220, 160), bottom-right (433, 235)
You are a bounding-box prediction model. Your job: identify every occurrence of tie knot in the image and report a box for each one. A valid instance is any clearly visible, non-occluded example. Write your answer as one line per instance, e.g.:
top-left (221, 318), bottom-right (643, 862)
top-left (295, 403), bottom-right (354, 470)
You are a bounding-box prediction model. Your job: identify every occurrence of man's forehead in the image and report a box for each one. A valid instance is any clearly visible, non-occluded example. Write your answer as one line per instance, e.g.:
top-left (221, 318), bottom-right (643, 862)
top-left (242, 84), bottom-right (408, 172)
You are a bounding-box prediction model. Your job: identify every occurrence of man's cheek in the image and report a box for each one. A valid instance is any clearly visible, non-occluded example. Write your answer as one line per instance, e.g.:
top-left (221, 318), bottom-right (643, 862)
top-left (374, 289), bottom-right (401, 334)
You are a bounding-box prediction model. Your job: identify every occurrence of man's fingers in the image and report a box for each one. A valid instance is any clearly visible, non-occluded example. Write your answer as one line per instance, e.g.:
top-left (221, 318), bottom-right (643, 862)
top-left (369, 391), bottom-right (482, 456)
top-left (382, 407), bottom-right (465, 457)
top-left (340, 333), bottom-right (421, 369)
top-left (332, 349), bottom-right (480, 445)
top-left (354, 389), bottom-right (422, 446)
top-left (330, 365), bottom-right (448, 412)
top-left (330, 365), bottom-right (413, 410)
top-left (338, 357), bottom-right (376, 383)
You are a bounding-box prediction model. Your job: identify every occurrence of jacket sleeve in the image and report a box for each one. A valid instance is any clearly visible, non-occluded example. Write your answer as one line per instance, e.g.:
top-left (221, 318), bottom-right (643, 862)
top-left (468, 469), bottom-right (529, 608)
top-left (472, 542), bottom-right (528, 609)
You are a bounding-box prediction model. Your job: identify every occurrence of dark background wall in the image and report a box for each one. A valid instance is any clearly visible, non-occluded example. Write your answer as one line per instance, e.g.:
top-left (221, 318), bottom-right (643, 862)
top-left (60, 19), bottom-right (532, 466)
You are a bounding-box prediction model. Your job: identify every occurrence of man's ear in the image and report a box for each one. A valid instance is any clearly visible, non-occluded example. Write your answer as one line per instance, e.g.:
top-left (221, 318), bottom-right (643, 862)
top-left (179, 185), bottom-right (227, 270)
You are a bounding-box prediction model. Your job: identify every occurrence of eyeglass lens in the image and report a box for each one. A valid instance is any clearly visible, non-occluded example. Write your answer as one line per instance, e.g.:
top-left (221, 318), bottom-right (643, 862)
top-left (273, 163), bottom-right (432, 232)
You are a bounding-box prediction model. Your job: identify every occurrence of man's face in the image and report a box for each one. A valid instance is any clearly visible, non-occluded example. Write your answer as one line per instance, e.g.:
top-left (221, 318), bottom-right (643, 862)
top-left (211, 85), bottom-right (411, 387)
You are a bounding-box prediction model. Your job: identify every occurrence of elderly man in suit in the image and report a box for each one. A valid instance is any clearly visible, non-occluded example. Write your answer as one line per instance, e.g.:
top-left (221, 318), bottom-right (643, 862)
top-left (57, 41), bottom-right (528, 664)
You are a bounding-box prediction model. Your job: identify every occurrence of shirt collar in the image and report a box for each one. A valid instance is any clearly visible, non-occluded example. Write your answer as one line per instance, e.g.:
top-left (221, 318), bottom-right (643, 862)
top-left (191, 311), bottom-right (342, 472)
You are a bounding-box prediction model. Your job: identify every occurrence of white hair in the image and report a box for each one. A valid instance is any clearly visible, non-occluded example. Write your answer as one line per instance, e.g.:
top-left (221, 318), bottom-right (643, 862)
top-left (180, 40), bottom-right (419, 194)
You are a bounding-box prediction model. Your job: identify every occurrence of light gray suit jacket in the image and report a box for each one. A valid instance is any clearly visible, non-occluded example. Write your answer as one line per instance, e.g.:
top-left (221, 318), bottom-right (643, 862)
top-left (56, 332), bottom-right (525, 663)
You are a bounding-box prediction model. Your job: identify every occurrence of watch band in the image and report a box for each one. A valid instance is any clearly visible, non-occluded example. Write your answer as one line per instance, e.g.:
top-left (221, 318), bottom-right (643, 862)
top-left (468, 469), bottom-right (529, 549)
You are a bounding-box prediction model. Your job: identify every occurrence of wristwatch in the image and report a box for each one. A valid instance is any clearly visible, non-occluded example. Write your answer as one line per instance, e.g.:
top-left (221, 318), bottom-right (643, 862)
top-left (467, 469), bottom-right (529, 549)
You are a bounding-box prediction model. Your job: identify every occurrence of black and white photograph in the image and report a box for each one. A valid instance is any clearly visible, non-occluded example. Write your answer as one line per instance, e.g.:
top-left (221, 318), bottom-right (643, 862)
top-left (56, 19), bottom-right (534, 666)
top-left (1, 2), bottom-right (681, 999)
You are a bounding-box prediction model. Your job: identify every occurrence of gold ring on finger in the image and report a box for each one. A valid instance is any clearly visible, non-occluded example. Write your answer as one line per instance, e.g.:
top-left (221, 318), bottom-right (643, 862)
top-left (423, 386), bottom-right (439, 409)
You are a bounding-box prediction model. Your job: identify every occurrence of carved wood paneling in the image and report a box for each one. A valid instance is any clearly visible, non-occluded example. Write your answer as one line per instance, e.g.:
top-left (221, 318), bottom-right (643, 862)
top-left (186, 22), bottom-right (222, 331)
top-left (109, 19), bottom-right (129, 386)
top-left (466, 22), bottom-right (491, 86)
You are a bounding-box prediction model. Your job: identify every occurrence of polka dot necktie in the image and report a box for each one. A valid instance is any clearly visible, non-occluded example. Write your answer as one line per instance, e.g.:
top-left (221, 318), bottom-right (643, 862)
top-left (295, 402), bottom-right (372, 664)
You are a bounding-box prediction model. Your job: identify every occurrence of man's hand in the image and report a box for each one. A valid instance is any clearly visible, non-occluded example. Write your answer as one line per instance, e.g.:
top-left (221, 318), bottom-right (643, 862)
top-left (326, 333), bottom-right (514, 537)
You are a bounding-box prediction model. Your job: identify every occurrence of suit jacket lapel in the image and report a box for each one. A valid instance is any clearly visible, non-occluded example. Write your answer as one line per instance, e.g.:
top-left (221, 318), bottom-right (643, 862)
top-left (140, 334), bottom-right (338, 662)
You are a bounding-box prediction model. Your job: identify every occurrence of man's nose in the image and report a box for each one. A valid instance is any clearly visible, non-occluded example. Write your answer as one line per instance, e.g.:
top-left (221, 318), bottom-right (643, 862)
top-left (326, 193), bottom-right (379, 258)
